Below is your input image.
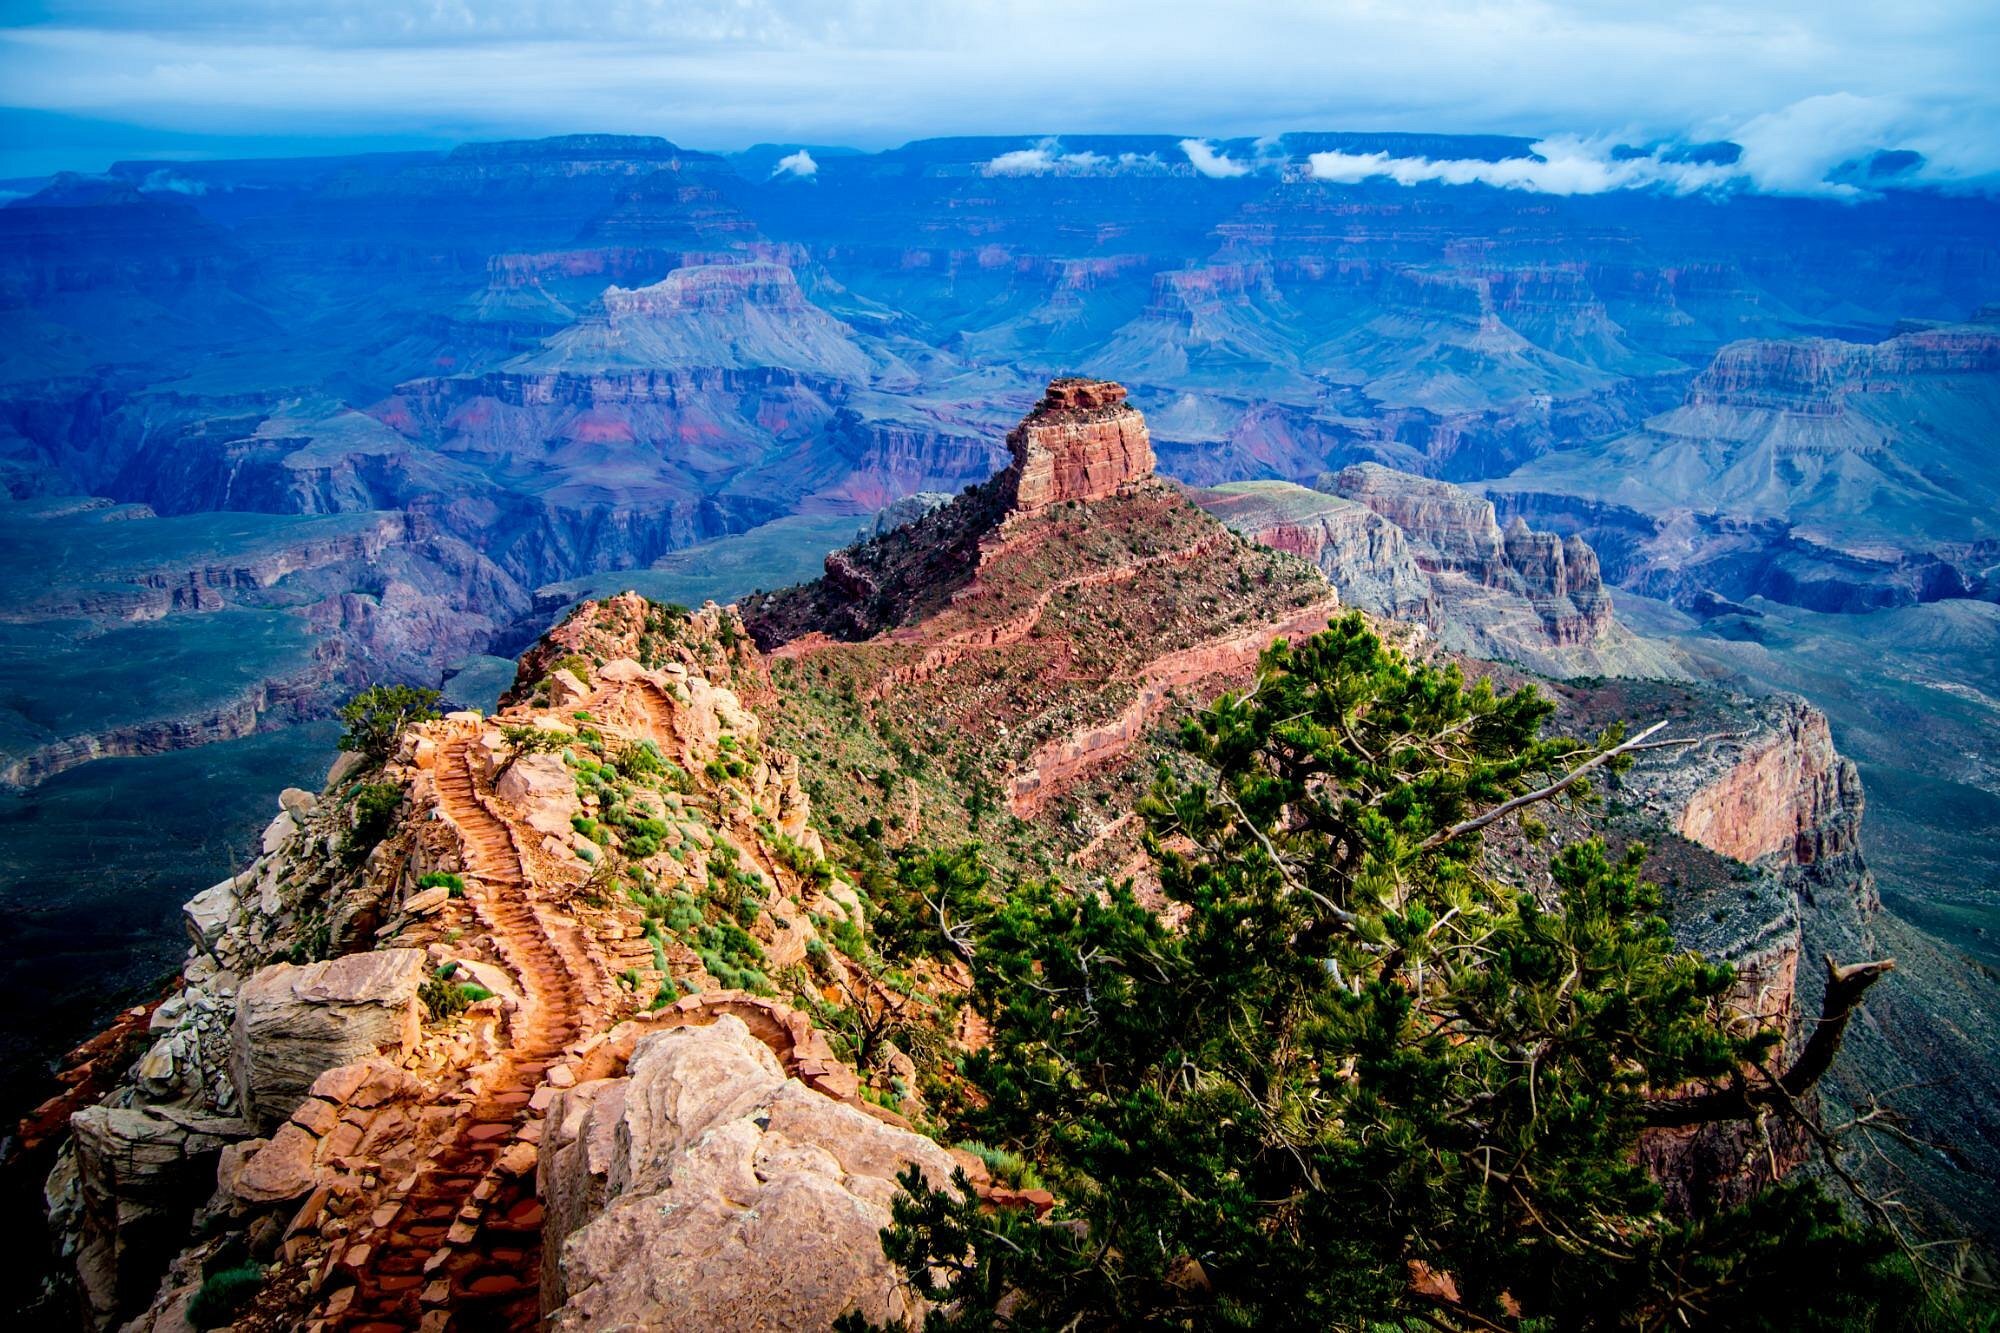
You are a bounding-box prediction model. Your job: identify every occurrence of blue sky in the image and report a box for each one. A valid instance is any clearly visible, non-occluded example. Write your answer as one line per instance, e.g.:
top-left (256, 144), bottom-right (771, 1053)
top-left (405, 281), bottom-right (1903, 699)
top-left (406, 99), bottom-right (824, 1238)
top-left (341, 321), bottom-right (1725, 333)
top-left (2, 0), bottom-right (1996, 188)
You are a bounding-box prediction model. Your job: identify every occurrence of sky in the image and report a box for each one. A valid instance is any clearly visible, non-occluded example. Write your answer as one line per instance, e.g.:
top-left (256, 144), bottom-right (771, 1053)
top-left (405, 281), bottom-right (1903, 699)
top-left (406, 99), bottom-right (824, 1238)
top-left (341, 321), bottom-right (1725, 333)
top-left (1, 0), bottom-right (1996, 190)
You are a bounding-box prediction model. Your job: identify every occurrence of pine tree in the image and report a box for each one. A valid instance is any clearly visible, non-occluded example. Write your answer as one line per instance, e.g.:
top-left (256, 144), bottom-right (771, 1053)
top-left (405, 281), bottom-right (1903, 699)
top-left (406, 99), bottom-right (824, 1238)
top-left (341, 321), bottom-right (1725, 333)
top-left (858, 614), bottom-right (1925, 1331)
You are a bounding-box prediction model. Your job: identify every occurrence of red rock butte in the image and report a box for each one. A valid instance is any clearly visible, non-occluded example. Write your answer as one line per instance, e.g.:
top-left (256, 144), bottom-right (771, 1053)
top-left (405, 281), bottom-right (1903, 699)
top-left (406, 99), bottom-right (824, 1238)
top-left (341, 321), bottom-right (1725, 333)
top-left (1002, 378), bottom-right (1156, 512)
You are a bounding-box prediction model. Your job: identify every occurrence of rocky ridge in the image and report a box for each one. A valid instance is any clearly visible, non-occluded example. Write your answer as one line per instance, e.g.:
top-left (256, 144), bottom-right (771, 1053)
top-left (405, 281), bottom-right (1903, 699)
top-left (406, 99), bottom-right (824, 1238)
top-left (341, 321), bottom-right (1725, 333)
top-left (1195, 467), bottom-right (1683, 678)
top-left (34, 597), bottom-right (964, 1330)
top-left (28, 390), bottom-right (1908, 1328)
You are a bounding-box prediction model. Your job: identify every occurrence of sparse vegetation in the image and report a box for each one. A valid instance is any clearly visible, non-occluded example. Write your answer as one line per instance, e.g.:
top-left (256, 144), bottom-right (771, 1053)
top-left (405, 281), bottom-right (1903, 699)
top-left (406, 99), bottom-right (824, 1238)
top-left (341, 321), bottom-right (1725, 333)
top-left (341, 781), bottom-right (403, 859)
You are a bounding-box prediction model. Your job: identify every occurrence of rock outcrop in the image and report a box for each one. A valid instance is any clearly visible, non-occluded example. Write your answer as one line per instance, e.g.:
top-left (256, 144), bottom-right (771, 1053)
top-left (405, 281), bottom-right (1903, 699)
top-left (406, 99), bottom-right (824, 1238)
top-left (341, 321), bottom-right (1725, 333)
top-left (62, 1105), bottom-right (254, 1325)
top-left (1573, 682), bottom-right (1880, 1212)
top-left (999, 378), bottom-right (1156, 512)
top-left (1674, 700), bottom-right (1858, 868)
top-left (745, 381), bottom-right (1337, 837)
top-left (1195, 480), bottom-right (1438, 625)
top-left (1329, 463), bottom-right (1614, 645)
top-left (230, 949), bottom-right (427, 1128)
top-left (540, 1016), bottom-right (955, 1330)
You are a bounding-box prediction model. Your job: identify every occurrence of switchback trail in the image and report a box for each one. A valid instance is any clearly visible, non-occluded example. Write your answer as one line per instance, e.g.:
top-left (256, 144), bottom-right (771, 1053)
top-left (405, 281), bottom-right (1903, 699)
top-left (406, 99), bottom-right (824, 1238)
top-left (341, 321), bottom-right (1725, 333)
top-left (324, 739), bottom-right (588, 1332)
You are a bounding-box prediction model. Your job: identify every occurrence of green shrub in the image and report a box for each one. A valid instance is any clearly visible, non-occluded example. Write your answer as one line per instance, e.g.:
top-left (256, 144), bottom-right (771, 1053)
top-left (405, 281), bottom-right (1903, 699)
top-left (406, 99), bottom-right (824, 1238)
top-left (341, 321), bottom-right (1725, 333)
top-left (419, 975), bottom-right (468, 1021)
top-left (499, 724), bottom-right (567, 769)
top-left (549, 653), bottom-right (594, 686)
top-left (418, 871), bottom-right (465, 899)
top-left (342, 782), bottom-right (404, 857)
top-left (187, 1263), bottom-right (264, 1329)
top-left (337, 684), bottom-right (441, 766)
top-left (955, 1140), bottom-right (1042, 1191)
top-left (616, 738), bottom-right (668, 777)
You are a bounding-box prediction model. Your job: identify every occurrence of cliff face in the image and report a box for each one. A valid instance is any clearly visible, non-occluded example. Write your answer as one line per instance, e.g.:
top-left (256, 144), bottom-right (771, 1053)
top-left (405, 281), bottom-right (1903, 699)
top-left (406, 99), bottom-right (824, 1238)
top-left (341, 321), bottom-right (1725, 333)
top-left (1673, 700), bottom-right (1859, 869)
top-left (1330, 463), bottom-right (1614, 644)
top-left (1192, 480), bottom-right (1438, 625)
top-left (1552, 680), bottom-right (1880, 1212)
top-left (1687, 326), bottom-right (2000, 414)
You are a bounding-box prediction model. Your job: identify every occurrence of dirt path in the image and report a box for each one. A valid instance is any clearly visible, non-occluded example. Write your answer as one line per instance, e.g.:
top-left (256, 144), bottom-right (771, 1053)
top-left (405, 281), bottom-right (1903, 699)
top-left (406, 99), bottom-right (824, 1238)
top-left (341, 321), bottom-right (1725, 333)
top-left (325, 739), bottom-right (588, 1332)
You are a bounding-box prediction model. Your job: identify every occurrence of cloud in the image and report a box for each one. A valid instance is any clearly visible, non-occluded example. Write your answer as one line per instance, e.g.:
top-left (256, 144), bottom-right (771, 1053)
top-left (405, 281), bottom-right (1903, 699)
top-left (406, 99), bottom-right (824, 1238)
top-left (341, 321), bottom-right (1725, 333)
top-left (140, 167), bottom-right (207, 193)
top-left (771, 148), bottom-right (816, 177)
top-left (1179, 138), bottom-right (1250, 178)
top-left (0, 3), bottom-right (1995, 189)
top-left (983, 138), bottom-right (1109, 176)
top-left (1305, 136), bottom-right (1739, 195)
top-left (1302, 98), bottom-right (2000, 197)
top-left (1725, 93), bottom-right (1985, 195)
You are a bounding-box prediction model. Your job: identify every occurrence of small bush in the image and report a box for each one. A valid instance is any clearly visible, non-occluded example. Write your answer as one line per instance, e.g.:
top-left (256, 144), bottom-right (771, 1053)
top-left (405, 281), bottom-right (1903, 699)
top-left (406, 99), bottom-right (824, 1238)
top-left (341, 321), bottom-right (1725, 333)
top-left (419, 975), bottom-right (468, 1021)
top-left (337, 684), bottom-right (441, 766)
top-left (549, 653), bottom-right (594, 686)
top-left (418, 871), bottom-right (465, 899)
top-left (499, 724), bottom-right (567, 767)
top-left (343, 782), bottom-right (404, 857)
top-left (615, 738), bottom-right (668, 777)
top-left (187, 1263), bottom-right (264, 1329)
top-left (956, 1140), bottom-right (1043, 1190)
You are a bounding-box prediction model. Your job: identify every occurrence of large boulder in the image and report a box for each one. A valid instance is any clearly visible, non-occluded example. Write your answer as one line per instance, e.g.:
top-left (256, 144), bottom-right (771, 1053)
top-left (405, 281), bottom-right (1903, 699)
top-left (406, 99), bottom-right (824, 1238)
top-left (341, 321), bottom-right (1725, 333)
top-left (540, 1015), bottom-right (955, 1331)
top-left (181, 877), bottom-right (240, 956)
top-left (230, 949), bottom-right (426, 1128)
top-left (495, 749), bottom-right (581, 838)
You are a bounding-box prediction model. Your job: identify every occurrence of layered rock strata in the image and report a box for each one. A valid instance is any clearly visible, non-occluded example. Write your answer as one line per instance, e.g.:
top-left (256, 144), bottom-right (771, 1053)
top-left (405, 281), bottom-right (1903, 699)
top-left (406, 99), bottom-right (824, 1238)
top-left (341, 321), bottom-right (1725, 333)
top-left (1329, 462), bottom-right (1613, 644)
top-left (746, 380), bottom-right (1338, 833)
top-left (1565, 682), bottom-right (1880, 1212)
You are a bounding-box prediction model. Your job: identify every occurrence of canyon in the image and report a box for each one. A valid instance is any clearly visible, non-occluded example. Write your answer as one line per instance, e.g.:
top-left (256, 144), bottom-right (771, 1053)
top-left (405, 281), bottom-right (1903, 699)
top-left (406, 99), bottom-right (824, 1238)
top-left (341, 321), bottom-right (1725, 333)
top-left (2, 135), bottom-right (1994, 806)
top-left (2, 129), bottom-right (1998, 1320)
top-left (28, 387), bottom-right (1959, 1329)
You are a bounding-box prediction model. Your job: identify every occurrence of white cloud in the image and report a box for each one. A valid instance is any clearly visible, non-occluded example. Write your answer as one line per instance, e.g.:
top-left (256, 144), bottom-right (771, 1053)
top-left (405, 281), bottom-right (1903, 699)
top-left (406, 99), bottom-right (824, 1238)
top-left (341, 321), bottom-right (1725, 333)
top-left (140, 167), bottom-right (207, 193)
top-left (1305, 137), bottom-right (1738, 195)
top-left (1302, 98), bottom-right (1999, 198)
top-left (1179, 138), bottom-right (1250, 178)
top-left (1724, 93), bottom-right (1992, 194)
top-left (771, 147), bottom-right (816, 177)
top-left (0, 3), bottom-right (1994, 190)
top-left (983, 138), bottom-right (1108, 176)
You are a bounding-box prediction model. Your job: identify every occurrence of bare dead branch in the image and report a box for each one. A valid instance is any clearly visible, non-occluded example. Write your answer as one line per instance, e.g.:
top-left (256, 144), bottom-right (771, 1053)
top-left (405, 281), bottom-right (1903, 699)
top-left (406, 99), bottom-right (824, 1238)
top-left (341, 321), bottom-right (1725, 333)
top-left (1644, 955), bottom-right (1896, 1127)
top-left (1417, 720), bottom-right (1675, 852)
